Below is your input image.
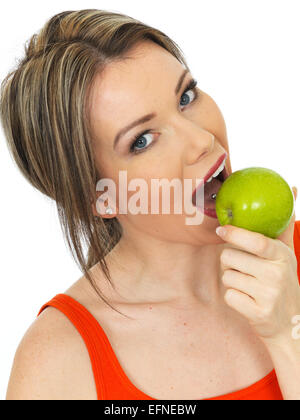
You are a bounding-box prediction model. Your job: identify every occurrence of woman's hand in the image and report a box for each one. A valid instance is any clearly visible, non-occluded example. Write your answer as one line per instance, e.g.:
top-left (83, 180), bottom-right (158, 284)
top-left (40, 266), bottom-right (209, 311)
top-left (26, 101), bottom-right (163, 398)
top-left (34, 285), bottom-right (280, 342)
top-left (216, 187), bottom-right (300, 346)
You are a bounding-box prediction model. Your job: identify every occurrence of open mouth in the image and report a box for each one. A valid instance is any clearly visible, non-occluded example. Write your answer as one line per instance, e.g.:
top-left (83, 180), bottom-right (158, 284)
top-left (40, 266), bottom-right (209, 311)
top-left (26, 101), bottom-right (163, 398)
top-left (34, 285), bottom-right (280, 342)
top-left (191, 153), bottom-right (229, 214)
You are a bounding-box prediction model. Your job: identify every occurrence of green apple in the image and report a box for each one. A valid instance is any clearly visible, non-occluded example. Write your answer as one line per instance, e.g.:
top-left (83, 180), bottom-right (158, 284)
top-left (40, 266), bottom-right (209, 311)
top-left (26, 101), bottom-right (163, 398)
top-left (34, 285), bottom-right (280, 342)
top-left (215, 167), bottom-right (295, 238)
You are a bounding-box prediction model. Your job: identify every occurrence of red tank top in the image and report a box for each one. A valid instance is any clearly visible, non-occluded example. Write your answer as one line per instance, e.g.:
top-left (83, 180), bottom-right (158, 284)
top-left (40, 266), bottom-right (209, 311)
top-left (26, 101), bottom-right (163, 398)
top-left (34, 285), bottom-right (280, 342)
top-left (37, 220), bottom-right (300, 400)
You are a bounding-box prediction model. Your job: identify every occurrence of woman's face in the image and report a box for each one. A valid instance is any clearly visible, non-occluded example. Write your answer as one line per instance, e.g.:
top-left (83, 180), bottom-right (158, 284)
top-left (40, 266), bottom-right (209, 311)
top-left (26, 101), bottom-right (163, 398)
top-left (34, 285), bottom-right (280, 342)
top-left (89, 40), bottom-right (233, 246)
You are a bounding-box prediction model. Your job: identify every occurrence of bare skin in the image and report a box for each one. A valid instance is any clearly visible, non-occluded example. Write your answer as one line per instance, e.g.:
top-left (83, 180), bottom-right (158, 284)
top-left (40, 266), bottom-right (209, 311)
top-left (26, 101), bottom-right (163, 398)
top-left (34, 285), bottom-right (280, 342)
top-left (6, 40), bottom-right (275, 400)
top-left (64, 40), bottom-right (274, 399)
top-left (88, 39), bottom-right (232, 306)
top-left (61, 265), bottom-right (274, 400)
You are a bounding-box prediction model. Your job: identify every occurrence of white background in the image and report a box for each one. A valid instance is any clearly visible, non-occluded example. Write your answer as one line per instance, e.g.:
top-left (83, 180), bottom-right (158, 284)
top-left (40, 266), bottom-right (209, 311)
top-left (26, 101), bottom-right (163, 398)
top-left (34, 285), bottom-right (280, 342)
top-left (0, 0), bottom-right (299, 399)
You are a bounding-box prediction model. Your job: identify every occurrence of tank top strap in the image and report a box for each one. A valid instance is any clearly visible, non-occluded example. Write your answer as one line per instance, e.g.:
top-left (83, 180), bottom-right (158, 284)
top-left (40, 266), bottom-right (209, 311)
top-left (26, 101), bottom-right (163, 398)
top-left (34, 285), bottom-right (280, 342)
top-left (37, 293), bottom-right (155, 400)
top-left (37, 293), bottom-right (111, 400)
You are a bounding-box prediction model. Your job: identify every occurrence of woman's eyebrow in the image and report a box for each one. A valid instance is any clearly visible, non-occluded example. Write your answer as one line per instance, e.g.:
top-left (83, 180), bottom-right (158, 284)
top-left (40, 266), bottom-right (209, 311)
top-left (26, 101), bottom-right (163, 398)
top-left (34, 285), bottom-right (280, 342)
top-left (113, 68), bottom-right (190, 149)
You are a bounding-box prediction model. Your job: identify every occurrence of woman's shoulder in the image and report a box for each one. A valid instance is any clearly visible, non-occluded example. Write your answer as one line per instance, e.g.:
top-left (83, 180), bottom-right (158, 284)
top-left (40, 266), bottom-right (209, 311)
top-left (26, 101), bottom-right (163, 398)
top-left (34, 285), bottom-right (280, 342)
top-left (6, 281), bottom-right (98, 400)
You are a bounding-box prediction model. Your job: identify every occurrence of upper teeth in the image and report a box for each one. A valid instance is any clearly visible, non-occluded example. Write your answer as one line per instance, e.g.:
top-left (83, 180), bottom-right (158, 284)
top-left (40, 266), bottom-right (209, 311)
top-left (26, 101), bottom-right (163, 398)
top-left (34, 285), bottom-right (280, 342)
top-left (206, 159), bottom-right (226, 183)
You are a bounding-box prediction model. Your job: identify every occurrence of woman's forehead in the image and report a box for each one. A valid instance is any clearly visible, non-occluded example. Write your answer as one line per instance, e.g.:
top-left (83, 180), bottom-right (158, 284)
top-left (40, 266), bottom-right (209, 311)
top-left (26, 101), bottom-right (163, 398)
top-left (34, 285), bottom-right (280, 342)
top-left (88, 43), bottom-right (186, 144)
top-left (94, 43), bottom-right (183, 101)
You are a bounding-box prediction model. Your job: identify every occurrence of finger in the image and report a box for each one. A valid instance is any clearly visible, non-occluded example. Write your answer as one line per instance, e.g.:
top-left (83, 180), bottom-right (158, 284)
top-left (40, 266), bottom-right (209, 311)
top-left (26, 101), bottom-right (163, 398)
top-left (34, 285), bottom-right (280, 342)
top-left (221, 247), bottom-right (273, 279)
top-left (224, 288), bottom-right (259, 320)
top-left (222, 269), bottom-right (261, 302)
top-left (216, 224), bottom-right (280, 260)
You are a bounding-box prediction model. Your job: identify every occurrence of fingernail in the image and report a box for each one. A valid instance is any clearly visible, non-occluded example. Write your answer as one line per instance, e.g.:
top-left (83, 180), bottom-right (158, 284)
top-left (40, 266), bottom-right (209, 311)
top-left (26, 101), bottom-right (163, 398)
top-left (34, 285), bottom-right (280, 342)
top-left (216, 227), bottom-right (226, 238)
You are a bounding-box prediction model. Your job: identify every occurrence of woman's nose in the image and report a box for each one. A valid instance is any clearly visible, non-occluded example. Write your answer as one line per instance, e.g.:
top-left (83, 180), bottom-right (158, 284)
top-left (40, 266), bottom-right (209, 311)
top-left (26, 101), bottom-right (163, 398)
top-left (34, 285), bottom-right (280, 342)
top-left (182, 123), bottom-right (215, 166)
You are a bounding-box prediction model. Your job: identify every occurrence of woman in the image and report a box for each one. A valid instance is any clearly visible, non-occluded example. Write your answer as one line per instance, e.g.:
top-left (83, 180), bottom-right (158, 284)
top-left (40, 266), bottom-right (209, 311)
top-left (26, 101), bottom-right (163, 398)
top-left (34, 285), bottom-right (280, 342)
top-left (1, 9), bottom-right (300, 400)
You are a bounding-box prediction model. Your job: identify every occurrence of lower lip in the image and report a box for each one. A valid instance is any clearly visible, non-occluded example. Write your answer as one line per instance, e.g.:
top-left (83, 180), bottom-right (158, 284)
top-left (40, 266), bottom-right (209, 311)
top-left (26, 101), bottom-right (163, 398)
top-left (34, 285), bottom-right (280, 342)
top-left (194, 192), bottom-right (218, 218)
top-left (196, 165), bottom-right (230, 219)
top-left (202, 207), bottom-right (218, 218)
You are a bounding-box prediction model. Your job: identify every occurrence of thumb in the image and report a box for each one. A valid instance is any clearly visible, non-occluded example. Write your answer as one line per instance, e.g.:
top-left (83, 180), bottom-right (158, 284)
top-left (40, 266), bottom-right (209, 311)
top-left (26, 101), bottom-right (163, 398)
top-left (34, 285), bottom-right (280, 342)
top-left (277, 186), bottom-right (297, 251)
top-left (292, 186), bottom-right (298, 201)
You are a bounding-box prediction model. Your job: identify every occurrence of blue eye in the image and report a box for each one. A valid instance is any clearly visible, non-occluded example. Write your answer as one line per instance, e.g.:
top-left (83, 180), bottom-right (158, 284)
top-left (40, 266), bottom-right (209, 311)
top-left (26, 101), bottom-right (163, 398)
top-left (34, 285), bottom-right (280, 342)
top-left (129, 79), bottom-right (199, 155)
top-left (129, 131), bottom-right (155, 154)
top-left (180, 87), bottom-right (197, 107)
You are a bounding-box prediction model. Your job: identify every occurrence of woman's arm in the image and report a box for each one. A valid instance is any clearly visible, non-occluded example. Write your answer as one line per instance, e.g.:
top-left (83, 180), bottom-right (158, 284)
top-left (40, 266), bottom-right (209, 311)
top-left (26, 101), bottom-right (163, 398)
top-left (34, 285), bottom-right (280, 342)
top-left (262, 334), bottom-right (300, 400)
top-left (216, 196), bottom-right (300, 400)
top-left (6, 307), bottom-right (97, 400)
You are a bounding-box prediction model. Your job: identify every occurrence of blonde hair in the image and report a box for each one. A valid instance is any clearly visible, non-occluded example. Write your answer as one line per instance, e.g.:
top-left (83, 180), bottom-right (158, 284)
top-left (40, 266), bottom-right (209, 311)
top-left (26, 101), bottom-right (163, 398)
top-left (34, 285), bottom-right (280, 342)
top-left (0, 9), bottom-right (189, 312)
